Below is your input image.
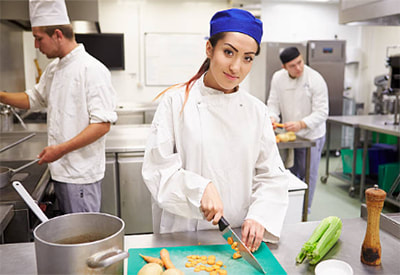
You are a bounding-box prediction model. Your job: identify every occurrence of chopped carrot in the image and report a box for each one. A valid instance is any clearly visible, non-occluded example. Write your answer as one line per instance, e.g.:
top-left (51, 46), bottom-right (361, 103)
top-left (227, 236), bottom-right (234, 245)
top-left (160, 248), bottom-right (175, 269)
top-left (233, 252), bottom-right (242, 259)
top-left (139, 254), bottom-right (164, 266)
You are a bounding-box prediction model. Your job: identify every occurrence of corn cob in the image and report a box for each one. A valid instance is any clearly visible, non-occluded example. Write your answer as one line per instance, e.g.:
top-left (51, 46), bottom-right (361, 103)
top-left (296, 216), bottom-right (342, 265)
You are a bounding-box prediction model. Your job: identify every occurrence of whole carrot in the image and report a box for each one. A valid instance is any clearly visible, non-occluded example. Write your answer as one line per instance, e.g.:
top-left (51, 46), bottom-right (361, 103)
top-left (160, 248), bottom-right (175, 269)
top-left (139, 254), bottom-right (164, 266)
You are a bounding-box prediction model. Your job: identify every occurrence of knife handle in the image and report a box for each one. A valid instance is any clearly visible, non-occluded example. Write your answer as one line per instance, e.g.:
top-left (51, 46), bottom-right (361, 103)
top-left (218, 216), bottom-right (229, 231)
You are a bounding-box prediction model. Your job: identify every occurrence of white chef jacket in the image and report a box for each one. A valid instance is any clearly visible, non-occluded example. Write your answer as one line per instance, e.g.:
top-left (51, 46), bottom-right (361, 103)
top-left (142, 74), bottom-right (290, 243)
top-left (267, 65), bottom-right (329, 140)
top-left (26, 44), bottom-right (117, 184)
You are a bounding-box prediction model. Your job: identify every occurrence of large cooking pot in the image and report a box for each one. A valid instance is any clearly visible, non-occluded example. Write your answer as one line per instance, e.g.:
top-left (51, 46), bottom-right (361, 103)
top-left (12, 181), bottom-right (130, 274)
top-left (0, 159), bottom-right (39, 188)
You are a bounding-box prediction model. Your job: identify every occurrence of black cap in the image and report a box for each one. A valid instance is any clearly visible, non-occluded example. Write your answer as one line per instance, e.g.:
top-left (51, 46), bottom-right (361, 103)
top-left (280, 47), bottom-right (300, 64)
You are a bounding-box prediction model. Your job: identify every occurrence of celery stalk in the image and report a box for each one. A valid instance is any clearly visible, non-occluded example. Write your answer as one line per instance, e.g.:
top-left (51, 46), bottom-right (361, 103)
top-left (296, 216), bottom-right (342, 265)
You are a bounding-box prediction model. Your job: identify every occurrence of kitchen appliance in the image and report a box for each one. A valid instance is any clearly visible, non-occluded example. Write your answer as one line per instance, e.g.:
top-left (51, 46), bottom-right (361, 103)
top-left (218, 216), bottom-right (266, 274)
top-left (0, 159), bottom-right (39, 188)
top-left (308, 40), bottom-right (346, 153)
top-left (0, 160), bottom-right (50, 243)
top-left (12, 181), bottom-right (130, 274)
top-left (385, 53), bottom-right (400, 125)
top-left (0, 104), bottom-right (13, 132)
top-left (255, 40), bottom-right (346, 154)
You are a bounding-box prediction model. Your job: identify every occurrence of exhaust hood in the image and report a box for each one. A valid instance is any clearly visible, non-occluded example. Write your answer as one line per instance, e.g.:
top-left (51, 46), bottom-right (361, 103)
top-left (339, 0), bottom-right (400, 26)
top-left (0, 0), bottom-right (100, 33)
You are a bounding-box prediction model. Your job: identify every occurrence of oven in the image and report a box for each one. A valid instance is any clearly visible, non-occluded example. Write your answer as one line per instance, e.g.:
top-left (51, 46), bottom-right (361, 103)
top-left (0, 160), bottom-right (52, 243)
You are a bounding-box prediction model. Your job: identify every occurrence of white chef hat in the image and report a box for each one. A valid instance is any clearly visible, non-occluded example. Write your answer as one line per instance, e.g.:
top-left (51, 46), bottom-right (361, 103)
top-left (29, 0), bottom-right (70, 27)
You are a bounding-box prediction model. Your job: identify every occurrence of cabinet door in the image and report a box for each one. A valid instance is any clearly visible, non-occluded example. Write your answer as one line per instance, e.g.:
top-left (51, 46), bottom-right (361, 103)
top-left (101, 153), bottom-right (119, 216)
top-left (118, 153), bottom-right (153, 234)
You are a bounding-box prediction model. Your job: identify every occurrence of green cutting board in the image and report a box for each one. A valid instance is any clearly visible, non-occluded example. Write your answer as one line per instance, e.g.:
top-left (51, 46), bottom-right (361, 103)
top-left (127, 242), bottom-right (286, 274)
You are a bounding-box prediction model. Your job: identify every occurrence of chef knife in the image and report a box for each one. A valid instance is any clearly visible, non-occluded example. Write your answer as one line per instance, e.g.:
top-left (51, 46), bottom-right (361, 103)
top-left (218, 216), bottom-right (266, 274)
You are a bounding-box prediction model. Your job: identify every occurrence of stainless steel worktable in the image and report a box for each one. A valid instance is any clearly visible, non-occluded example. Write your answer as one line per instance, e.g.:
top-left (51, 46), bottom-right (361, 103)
top-left (323, 115), bottom-right (400, 204)
top-left (1, 218), bottom-right (399, 274)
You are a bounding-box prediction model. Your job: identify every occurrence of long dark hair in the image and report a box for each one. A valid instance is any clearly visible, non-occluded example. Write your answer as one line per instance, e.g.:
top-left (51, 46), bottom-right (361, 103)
top-left (154, 32), bottom-right (260, 112)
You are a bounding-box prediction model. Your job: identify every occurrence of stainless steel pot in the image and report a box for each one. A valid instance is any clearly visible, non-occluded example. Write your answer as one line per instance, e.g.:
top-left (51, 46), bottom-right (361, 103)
top-left (34, 213), bottom-right (128, 274)
top-left (0, 159), bottom-right (39, 188)
top-left (12, 181), bottom-right (130, 275)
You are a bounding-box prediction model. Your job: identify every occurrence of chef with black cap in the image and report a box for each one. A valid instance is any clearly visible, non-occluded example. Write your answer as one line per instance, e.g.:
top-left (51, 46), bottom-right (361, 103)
top-left (267, 47), bottom-right (329, 214)
top-left (0, 0), bottom-right (117, 214)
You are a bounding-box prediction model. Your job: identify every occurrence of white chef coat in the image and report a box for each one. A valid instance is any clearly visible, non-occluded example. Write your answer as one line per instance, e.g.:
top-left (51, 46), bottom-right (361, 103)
top-left (26, 44), bottom-right (117, 184)
top-left (267, 65), bottom-right (329, 140)
top-left (142, 74), bottom-right (290, 243)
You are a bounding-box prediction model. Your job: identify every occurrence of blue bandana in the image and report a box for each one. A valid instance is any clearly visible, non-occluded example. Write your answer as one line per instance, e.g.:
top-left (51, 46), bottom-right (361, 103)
top-left (210, 8), bottom-right (263, 44)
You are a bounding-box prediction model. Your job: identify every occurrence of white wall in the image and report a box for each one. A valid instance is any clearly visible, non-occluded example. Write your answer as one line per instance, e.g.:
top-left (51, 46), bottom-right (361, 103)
top-left (99, 0), bottom-right (227, 106)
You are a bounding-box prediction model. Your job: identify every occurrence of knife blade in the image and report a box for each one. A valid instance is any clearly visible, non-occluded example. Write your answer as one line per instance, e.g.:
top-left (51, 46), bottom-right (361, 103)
top-left (218, 216), bottom-right (266, 274)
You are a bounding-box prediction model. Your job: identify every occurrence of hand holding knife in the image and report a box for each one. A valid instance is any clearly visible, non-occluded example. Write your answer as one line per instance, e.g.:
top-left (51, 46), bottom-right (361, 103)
top-left (218, 216), bottom-right (266, 274)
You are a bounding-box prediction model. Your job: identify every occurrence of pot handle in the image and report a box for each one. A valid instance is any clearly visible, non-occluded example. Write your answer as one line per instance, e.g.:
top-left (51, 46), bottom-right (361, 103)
top-left (86, 247), bottom-right (130, 269)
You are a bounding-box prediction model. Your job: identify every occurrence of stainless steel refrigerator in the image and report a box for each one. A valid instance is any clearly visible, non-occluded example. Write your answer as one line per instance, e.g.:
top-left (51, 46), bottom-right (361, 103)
top-left (253, 40), bottom-right (346, 153)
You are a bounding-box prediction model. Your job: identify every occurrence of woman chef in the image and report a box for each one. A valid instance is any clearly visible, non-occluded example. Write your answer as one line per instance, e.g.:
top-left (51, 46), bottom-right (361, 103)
top-left (142, 8), bottom-right (290, 252)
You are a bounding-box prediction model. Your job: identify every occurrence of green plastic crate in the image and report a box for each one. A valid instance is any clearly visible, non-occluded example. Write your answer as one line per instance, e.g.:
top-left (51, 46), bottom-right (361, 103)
top-left (372, 132), bottom-right (398, 145)
top-left (341, 148), bottom-right (369, 175)
top-left (378, 162), bottom-right (400, 193)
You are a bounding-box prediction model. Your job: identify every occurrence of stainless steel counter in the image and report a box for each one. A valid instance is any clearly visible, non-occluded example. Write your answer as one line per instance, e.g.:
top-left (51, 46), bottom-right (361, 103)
top-left (323, 115), bottom-right (400, 206)
top-left (1, 218), bottom-right (399, 274)
top-left (0, 124), bottom-right (150, 161)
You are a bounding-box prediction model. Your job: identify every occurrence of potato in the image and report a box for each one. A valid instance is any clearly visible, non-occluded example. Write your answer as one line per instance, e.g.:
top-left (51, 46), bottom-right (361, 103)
top-left (287, 131), bottom-right (296, 141)
top-left (138, 263), bottom-right (163, 275)
top-left (277, 133), bottom-right (289, 142)
top-left (162, 268), bottom-right (184, 275)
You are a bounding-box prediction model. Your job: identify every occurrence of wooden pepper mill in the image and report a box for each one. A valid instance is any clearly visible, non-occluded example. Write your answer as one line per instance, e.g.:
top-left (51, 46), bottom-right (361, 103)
top-left (361, 184), bottom-right (386, 265)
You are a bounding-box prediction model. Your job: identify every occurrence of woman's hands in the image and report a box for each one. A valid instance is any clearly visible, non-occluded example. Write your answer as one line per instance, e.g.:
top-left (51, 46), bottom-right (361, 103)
top-left (200, 182), bottom-right (224, 225)
top-left (201, 183), bottom-right (265, 252)
top-left (241, 219), bottom-right (265, 252)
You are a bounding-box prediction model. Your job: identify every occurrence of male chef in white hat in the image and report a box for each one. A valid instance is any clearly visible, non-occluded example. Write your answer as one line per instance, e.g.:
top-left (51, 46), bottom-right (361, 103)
top-left (0, 0), bottom-right (118, 214)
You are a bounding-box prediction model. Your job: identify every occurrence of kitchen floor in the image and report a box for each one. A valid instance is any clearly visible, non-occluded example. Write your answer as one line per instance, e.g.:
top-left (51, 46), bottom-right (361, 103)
top-left (308, 154), bottom-right (399, 222)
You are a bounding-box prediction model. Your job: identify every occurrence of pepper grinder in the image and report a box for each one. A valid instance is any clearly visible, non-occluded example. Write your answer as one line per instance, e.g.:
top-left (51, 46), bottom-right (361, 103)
top-left (361, 184), bottom-right (386, 265)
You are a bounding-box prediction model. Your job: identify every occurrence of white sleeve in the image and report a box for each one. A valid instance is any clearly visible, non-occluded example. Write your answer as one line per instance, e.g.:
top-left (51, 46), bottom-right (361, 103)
top-left (266, 73), bottom-right (281, 122)
top-left (245, 110), bottom-right (289, 242)
top-left (302, 73), bottom-right (329, 129)
top-left (142, 95), bottom-right (210, 220)
top-left (86, 65), bottom-right (118, 124)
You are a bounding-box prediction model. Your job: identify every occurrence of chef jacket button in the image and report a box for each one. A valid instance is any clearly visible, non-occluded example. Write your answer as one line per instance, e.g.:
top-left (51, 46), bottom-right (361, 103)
top-left (240, 104), bottom-right (243, 107)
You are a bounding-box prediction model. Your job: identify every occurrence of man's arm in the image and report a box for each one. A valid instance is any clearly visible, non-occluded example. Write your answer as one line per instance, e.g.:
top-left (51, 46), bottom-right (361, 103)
top-left (38, 122), bottom-right (111, 164)
top-left (0, 91), bottom-right (30, 109)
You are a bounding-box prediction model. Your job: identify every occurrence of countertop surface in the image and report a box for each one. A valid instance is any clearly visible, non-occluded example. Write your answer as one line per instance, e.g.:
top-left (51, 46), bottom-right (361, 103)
top-left (0, 217), bottom-right (399, 274)
top-left (327, 115), bottom-right (400, 137)
top-left (0, 124), bottom-right (152, 160)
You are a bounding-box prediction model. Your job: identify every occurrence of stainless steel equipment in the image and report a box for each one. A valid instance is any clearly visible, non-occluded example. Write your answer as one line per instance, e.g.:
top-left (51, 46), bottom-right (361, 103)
top-left (118, 152), bottom-right (153, 234)
top-left (385, 53), bottom-right (400, 125)
top-left (308, 40), bottom-right (346, 153)
top-left (0, 104), bottom-right (13, 132)
top-left (0, 160), bottom-right (50, 243)
top-left (0, 159), bottom-right (39, 188)
top-left (12, 181), bottom-right (129, 275)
